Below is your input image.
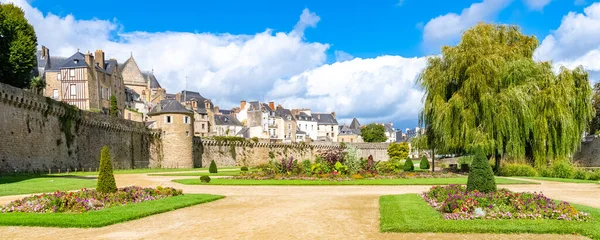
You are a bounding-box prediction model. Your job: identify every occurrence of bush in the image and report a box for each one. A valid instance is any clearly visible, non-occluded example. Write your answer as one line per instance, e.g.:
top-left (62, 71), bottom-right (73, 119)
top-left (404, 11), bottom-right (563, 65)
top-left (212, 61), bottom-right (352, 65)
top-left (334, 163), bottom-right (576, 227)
top-left (403, 157), bottom-right (414, 172)
top-left (588, 170), bottom-right (600, 181)
top-left (499, 163), bottom-right (538, 177)
top-left (551, 161), bottom-right (574, 179)
top-left (319, 148), bottom-right (345, 166)
top-left (419, 156), bottom-right (430, 170)
top-left (466, 149), bottom-right (496, 193)
top-left (200, 175), bottom-right (211, 183)
top-left (97, 146), bottom-right (117, 193)
top-left (240, 166), bottom-right (248, 172)
top-left (387, 142), bottom-right (409, 159)
top-left (209, 160), bottom-right (218, 173)
top-left (302, 160), bottom-right (312, 174)
top-left (539, 167), bottom-right (553, 177)
top-left (460, 164), bottom-right (469, 173)
top-left (573, 168), bottom-right (588, 180)
top-left (344, 146), bottom-right (362, 174)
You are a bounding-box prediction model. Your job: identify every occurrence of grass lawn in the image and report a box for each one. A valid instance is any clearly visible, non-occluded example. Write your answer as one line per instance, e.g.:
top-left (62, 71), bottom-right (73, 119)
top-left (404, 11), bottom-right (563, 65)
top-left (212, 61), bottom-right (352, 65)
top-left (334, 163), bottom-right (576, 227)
top-left (0, 175), bottom-right (96, 197)
top-left (380, 194), bottom-right (600, 239)
top-left (520, 177), bottom-right (599, 184)
top-left (0, 194), bottom-right (224, 228)
top-left (173, 177), bottom-right (534, 186)
top-left (47, 167), bottom-right (240, 176)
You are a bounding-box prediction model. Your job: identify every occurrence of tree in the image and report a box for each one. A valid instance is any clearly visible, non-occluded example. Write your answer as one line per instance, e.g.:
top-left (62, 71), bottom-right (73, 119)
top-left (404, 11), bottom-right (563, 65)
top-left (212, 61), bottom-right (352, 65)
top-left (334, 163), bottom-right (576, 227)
top-left (419, 156), bottom-right (430, 169)
top-left (97, 146), bottom-right (117, 193)
top-left (419, 23), bottom-right (594, 169)
top-left (466, 148), bottom-right (496, 193)
top-left (589, 82), bottom-right (600, 134)
top-left (109, 95), bottom-right (118, 117)
top-left (361, 123), bottom-right (387, 142)
top-left (0, 3), bottom-right (38, 88)
top-left (387, 142), bottom-right (409, 159)
top-left (403, 157), bottom-right (414, 172)
top-left (209, 160), bottom-right (218, 173)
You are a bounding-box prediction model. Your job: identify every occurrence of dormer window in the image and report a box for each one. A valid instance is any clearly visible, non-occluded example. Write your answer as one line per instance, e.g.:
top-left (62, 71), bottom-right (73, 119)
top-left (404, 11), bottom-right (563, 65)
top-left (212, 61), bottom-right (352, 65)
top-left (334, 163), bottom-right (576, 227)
top-left (73, 59), bottom-right (79, 64)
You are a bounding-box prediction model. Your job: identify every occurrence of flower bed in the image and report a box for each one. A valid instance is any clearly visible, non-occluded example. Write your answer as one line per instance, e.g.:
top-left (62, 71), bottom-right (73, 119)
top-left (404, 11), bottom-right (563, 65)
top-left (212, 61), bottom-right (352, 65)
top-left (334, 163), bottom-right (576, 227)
top-left (422, 185), bottom-right (591, 221)
top-left (234, 171), bottom-right (462, 181)
top-left (1, 186), bottom-right (183, 213)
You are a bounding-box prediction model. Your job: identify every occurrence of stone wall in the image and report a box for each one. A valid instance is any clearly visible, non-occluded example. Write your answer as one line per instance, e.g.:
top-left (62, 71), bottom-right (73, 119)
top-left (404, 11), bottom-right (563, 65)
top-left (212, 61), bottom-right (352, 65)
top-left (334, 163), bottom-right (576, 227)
top-left (0, 82), bottom-right (162, 173)
top-left (574, 137), bottom-right (600, 167)
top-left (194, 140), bottom-right (390, 167)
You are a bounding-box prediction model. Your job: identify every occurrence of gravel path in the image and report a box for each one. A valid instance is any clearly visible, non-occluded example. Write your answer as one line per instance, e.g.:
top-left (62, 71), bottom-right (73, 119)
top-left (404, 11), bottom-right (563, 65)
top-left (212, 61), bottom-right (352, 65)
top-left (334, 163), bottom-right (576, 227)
top-left (0, 174), bottom-right (597, 240)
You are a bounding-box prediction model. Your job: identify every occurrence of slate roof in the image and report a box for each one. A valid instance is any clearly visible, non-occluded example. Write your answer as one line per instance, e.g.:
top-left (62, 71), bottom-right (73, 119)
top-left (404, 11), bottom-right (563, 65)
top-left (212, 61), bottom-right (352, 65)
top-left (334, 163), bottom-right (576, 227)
top-left (219, 109), bottom-right (233, 115)
top-left (312, 113), bottom-right (338, 125)
top-left (384, 123), bottom-right (394, 133)
top-left (349, 118), bottom-right (361, 129)
top-left (215, 114), bottom-right (243, 126)
top-left (275, 108), bottom-right (295, 120)
top-left (339, 125), bottom-right (361, 135)
top-left (142, 72), bottom-right (162, 88)
top-left (59, 52), bottom-right (88, 69)
top-left (165, 93), bottom-right (176, 100)
top-left (181, 90), bottom-right (212, 114)
top-left (105, 59), bottom-right (118, 73)
top-left (148, 99), bottom-right (192, 115)
top-left (236, 127), bottom-right (250, 138)
top-left (295, 112), bottom-right (315, 121)
top-left (296, 129), bottom-right (307, 135)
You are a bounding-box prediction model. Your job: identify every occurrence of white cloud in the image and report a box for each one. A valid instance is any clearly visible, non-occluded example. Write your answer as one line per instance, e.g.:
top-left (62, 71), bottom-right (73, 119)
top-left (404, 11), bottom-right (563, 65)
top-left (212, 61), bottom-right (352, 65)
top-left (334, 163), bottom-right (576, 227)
top-left (535, 2), bottom-right (600, 81)
top-left (292, 8), bottom-right (320, 38)
top-left (268, 56), bottom-right (428, 123)
top-left (523, 0), bottom-right (552, 10)
top-left (334, 50), bottom-right (354, 62)
top-left (422, 0), bottom-right (513, 51)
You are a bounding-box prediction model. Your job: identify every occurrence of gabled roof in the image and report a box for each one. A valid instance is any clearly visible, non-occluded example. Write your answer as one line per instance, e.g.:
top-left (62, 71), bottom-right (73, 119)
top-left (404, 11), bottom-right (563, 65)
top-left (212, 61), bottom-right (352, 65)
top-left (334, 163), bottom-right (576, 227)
top-left (142, 72), bottom-right (162, 88)
top-left (215, 114), bottom-right (243, 126)
top-left (148, 99), bottom-right (192, 116)
top-left (275, 108), bottom-right (295, 120)
top-left (59, 52), bottom-right (88, 69)
top-left (384, 123), bottom-right (394, 133)
top-left (349, 118), bottom-right (361, 129)
top-left (339, 125), bottom-right (361, 135)
top-left (312, 113), bottom-right (338, 125)
top-left (296, 129), bottom-right (307, 135)
top-left (181, 90), bottom-right (212, 113)
top-left (104, 59), bottom-right (118, 73)
top-left (295, 112), bottom-right (315, 121)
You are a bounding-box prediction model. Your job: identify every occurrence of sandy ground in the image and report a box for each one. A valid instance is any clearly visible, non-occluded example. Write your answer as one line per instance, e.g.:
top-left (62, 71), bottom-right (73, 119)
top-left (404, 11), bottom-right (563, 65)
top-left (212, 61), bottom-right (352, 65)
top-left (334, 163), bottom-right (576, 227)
top-left (0, 174), bottom-right (597, 240)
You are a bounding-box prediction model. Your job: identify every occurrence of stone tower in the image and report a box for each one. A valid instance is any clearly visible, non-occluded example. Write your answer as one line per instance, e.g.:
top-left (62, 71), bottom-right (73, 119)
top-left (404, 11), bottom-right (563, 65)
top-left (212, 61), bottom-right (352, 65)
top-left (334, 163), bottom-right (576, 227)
top-left (148, 99), bottom-right (194, 168)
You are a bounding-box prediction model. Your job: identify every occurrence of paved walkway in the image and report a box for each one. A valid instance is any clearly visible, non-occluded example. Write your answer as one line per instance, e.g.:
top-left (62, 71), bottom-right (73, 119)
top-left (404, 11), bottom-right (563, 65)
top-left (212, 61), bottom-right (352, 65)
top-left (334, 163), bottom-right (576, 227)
top-left (0, 174), bottom-right (597, 240)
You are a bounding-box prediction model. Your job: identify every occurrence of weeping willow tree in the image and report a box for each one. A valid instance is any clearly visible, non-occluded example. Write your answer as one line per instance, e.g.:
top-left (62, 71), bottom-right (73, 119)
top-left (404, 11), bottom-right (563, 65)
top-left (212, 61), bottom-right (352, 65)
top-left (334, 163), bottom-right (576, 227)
top-left (419, 23), bottom-right (594, 169)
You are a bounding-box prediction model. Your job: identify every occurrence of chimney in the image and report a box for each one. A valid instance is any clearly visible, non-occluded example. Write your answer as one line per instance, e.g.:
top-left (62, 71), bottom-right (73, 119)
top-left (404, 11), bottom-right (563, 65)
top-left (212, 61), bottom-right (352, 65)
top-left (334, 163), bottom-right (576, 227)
top-left (214, 106), bottom-right (220, 114)
top-left (269, 101), bottom-right (275, 110)
top-left (240, 100), bottom-right (246, 109)
top-left (94, 50), bottom-right (105, 69)
top-left (41, 46), bottom-right (49, 59)
top-left (84, 52), bottom-right (94, 68)
top-left (331, 112), bottom-right (336, 119)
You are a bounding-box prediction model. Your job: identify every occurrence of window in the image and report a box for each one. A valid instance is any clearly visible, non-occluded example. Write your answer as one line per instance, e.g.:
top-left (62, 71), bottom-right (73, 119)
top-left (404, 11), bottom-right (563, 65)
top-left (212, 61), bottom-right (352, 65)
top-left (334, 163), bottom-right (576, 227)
top-left (331, 126), bottom-right (334, 131)
top-left (57, 73), bottom-right (61, 80)
top-left (202, 123), bottom-right (205, 130)
top-left (69, 84), bottom-right (76, 96)
top-left (288, 123), bottom-right (291, 130)
top-left (69, 69), bottom-right (75, 77)
top-left (52, 89), bottom-right (58, 99)
top-left (101, 87), bottom-right (104, 99)
top-left (184, 116), bottom-right (190, 124)
top-left (185, 131), bottom-right (190, 137)
top-left (165, 116), bottom-right (172, 124)
top-left (318, 126), bottom-right (320, 130)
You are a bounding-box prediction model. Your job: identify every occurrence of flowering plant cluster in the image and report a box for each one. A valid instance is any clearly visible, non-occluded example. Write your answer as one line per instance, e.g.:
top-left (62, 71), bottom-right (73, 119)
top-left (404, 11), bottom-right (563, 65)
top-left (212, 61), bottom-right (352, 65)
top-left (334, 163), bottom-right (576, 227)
top-left (234, 170), bottom-right (461, 181)
top-left (1, 186), bottom-right (183, 214)
top-left (422, 185), bottom-right (591, 221)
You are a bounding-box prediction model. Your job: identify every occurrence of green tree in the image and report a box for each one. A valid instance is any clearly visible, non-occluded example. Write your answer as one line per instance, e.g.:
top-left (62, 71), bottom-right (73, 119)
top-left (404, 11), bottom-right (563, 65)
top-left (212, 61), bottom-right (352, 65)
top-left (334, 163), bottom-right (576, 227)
top-left (589, 82), bottom-right (600, 134)
top-left (419, 156), bottom-right (430, 169)
top-left (466, 148), bottom-right (496, 193)
top-left (361, 123), bottom-right (387, 142)
top-left (419, 23), bottom-right (594, 169)
top-left (97, 146), bottom-right (117, 193)
top-left (403, 157), bottom-right (414, 172)
top-left (387, 142), bottom-right (409, 159)
top-left (209, 160), bottom-right (218, 173)
top-left (109, 95), bottom-right (118, 117)
top-left (0, 3), bottom-right (38, 88)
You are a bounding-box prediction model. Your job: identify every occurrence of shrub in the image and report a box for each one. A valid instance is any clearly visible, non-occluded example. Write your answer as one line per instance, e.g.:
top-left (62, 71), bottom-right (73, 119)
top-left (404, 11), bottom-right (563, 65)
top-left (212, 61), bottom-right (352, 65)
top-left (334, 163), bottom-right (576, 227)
top-left (588, 170), bottom-right (600, 181)
top-left (200, 175), bottom-right (211, 183)
top-left (499, 163), bottom-right (538, 177)
top-left (319, 148), bottom-right (345, 166)
top-left (209, 160), bottom-right (218, 173)
top-left (460, 164), bottom-right (469, 173)
top-left (466, 149), bottom-right (496, 193)
top-left (387, 142), bottom-right (409, 159)
top-left (302, 160), bottom-right (312, 174)
top-left (240, 166), bottom-right (249, 172)
top-left (539, 167), bottom-right (553, 177)
top-left (97, 146), bottom-right (117, 193)
top-left (333, 161), bottom-right (348, 174)
top-left (551, 161), bottom-right (574, 179)
top-left (573, 168), bottom-right (588, 180)
top-left (403, 157), bottom-right (414, 172)
top-left (344, 146), bottom-right (362, 174)
top-left (420, 156), bottom-right (430, 169)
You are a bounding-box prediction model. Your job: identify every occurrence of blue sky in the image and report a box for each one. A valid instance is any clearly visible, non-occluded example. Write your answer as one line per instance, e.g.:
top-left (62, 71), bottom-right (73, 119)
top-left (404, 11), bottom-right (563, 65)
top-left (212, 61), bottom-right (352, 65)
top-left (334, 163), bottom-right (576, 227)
top-left (7, 0), bottom-right (600, 130)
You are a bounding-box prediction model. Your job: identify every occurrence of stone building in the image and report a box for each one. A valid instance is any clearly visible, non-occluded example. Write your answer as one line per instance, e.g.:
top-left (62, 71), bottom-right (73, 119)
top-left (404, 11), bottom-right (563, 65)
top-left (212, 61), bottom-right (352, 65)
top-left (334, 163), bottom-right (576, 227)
top-left (236, 100), bottom-right (270, 140)
top-left (214, 114), bottom-right (245, 137)
top-left (338, 118), bottom-right (363, 143)
top-left (292, 109), bottom-right (318, 141)
top-left (275, 105), bottom-right (297, 143)
top-left (313, 112), bottom-right (339, 142)
top-left (176, 90), bottom-right (215, 137)
top-left (147, 99), bottom-right (194, 168)
top-left (120, 54), bottom-right (166, 118)
top-left (42, 49), bottom-right (126, 115)
top-left (383, 123), bottom-right (396, 143)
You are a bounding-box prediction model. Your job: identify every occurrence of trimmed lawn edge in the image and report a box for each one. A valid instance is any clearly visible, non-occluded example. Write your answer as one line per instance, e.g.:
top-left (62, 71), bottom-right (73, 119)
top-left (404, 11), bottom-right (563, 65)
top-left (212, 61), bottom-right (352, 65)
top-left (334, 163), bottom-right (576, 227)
top-left (0, 194), bottom-right (224, 228)
top-left (379, 194), bottom-right (600, 239)
top-left (172, 177), bottom-right (536, 186)
top-left (519, 177), bottom-right (600, 184)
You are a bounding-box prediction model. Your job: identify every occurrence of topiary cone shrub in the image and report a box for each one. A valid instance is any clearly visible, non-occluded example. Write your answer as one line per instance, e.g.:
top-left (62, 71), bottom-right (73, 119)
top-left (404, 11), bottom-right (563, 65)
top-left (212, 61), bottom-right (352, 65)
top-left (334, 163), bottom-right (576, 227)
top-left (466, 148), bottom-right (496, 193)
top-left (403, 157), bottom-right (414, 172)
top-left (419, 156), bottom-right (430, 169)
top-left (97, 146), bottom-right (117, 193)
top-left (209, 160), bottom-right (218, 173)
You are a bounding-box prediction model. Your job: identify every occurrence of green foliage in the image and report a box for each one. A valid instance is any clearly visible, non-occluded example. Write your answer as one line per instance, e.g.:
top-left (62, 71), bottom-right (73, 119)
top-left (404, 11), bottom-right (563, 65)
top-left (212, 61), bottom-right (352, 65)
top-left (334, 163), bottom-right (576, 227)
top-left (387, 142), bottom-right (409, 159)
top-left (457, 156), bottom-right (473, 166)
top-left (539, 167), bottom-right (553, 177)
top-left (466, 149), bottom-right (496, 193)
top-left (419, 156), bottom-right (430, 169)
top-left (209, 160), bottom-right (218, 173)
top-left (551, 161), bottom-right (574, 179)
top-left (0, 3), bottom-right (38, 88)
top-left (250, 137), bottom-right (259, 143)
top-left (588, 170), bottom-right (600, 181)
top-left (97, 146), bottom-right (117, 193)
top-left (310, 163), bottom-right (331, 174)
top-left (29, 76), bottom-right (45, 94)
top-left (268, 151), bottom-right (275, 159)
top-left (301, 160), bottom-right (312, 174)
top-left (590, 82), bottom-right (600, 134)
top-left (573, 169), bottom-right (588, 180)
top-left (403, 157), bottom-right (414, 172)
top-left (200, 175), bottom-right (211, 183)
top-left (419, 23), bottom-right (594, 168)
top-left (361, 123), bottom-right (387, 142)
top-left (343, 146), bottom-right (362, 174)
top-left (109, 95), bottom-right (118, 117)
top-left (333, 161), bottom-right (348, 174)
top-left (498, 163), bottom-right (538, 177)
top-left (240, 166), bottom-right (248, 172)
